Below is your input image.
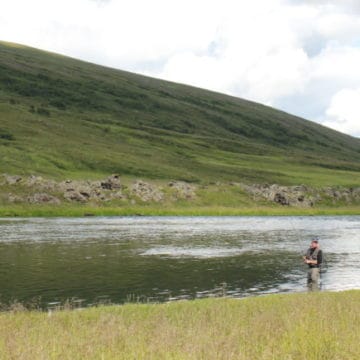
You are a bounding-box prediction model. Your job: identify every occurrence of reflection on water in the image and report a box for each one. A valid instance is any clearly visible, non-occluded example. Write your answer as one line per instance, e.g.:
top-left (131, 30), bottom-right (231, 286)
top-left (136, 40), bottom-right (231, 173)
top-left (0, 216), bottom-right (359, 307)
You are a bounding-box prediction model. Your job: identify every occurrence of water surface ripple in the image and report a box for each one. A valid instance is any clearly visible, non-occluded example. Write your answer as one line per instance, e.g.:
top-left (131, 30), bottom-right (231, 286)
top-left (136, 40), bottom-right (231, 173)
top-left (0, 216), bottom-right (359, 306)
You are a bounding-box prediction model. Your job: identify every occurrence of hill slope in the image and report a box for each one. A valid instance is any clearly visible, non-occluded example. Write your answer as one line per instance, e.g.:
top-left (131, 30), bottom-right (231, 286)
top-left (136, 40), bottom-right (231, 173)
top-left (1, 41), bottom-right (360, 186)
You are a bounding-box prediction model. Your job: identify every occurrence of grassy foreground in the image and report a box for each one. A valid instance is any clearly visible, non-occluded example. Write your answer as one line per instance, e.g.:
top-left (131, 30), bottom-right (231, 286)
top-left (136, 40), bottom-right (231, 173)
top-left (0, 291), bottom-right (359, 359)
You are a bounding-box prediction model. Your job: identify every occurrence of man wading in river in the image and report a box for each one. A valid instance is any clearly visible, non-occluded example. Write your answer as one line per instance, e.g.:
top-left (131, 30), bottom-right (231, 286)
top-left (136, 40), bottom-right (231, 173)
top-left (303, 239), bottom-right (323, 291)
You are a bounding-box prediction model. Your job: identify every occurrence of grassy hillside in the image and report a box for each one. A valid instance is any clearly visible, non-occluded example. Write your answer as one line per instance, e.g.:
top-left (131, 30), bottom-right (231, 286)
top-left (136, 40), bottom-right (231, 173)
top-left (1, 40), bottom-right (360, 186)
top-left (1, 291), bottom-right (359, 359)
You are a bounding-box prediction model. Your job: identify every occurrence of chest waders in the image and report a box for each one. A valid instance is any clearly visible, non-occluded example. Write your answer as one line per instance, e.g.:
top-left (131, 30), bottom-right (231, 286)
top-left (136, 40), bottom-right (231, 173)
top-left (306, 247), bottom-right (319, 261)
top-left (305, 248), bottom-right (320, 291)
top-left (306, 248), bottom-right (326, 274)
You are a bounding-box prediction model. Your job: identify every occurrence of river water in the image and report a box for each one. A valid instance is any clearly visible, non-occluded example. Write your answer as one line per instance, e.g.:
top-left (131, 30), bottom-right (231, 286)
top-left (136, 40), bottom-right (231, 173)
top-left (0, 216), bottom-right (359, 307)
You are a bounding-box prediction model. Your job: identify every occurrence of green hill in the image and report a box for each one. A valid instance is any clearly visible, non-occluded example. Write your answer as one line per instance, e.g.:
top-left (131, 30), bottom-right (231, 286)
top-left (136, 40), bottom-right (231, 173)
top-left (1, 40), bottom-right (360, 187)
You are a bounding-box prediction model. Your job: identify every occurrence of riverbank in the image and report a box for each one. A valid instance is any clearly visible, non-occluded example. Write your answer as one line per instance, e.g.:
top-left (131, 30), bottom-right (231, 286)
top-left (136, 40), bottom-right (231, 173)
top-left (0, 204), bottom-right (360, 217)
top-left (1, 290), bottom-right (359, 359)
top-left (1, 174), bottom-right (360, 217)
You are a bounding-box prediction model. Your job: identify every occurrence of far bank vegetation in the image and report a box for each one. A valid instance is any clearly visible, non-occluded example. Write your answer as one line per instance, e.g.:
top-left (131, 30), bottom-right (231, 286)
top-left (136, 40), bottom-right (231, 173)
top-left (1, 173), bottom-right (360, 209)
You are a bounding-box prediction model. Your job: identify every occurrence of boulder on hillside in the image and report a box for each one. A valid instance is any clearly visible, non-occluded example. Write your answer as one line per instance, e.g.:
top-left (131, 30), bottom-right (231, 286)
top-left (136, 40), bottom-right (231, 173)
top-left (6, 193), bottom-right (24, 203)
top-left (63, 190), bottom-right (89, 203)
top-left (25, 175), bottom-right (43, 186)
top-left (38, 179), bottom-right (58, 192)
top-left (3, 174), bottom-right (22, 185)
top-left (60, 180), bottom-right (98, 201)
top-left (323, 186), bottom-right (360, 203)
top-left (27, 193), bottom-right (61, 205)
top-left (101, 174), bottom-right (122, 190)
top-left (168, 181), bottom-right (196, 200)
top-left (131, 180), bottom-right (163, 202)
top-left (351, 188), bottom-right (360, 199)
top-left (242, 183), bottom-right (315, 207)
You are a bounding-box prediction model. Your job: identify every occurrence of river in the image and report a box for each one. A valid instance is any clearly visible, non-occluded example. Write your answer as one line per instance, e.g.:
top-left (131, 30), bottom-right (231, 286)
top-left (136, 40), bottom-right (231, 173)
top-left (0, 216), bottom-right (359, 308)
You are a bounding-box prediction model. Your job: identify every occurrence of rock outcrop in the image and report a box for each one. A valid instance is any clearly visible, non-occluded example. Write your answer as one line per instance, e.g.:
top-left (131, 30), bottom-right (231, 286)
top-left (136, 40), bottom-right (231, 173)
top-left (100, 175), bottom-right (121, 190)
top-left (323, 187), bottom-right (360, 202)
top-left (241, 183), bottom-right (360, 207)
top-left (2, 173), bottom-right (125, 204)
top-left (60, 175), bottom-right (124, 202)
top-left (1, 173), bottom-right (359, 207)
top-left (242, 184), bottom-right (317, 207)
top-left (3, 174), bottom-right (22, 185)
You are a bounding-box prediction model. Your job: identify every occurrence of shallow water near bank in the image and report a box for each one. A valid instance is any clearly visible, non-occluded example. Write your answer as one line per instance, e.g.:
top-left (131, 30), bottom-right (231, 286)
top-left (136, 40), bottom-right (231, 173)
top-left (0, 216), bottom-right (359, 307)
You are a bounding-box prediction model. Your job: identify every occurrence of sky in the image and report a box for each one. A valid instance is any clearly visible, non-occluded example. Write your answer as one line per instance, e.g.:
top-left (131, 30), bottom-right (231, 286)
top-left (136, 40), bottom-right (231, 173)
top-left (1, 0), bottom-right (360, 137)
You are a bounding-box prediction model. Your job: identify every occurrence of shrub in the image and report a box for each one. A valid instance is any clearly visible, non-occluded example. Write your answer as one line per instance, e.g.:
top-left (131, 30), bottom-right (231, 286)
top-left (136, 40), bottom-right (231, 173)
top-left (0, 129), bottom-right (15, 141)
top-left (37, 107), bottom-right (51, 116)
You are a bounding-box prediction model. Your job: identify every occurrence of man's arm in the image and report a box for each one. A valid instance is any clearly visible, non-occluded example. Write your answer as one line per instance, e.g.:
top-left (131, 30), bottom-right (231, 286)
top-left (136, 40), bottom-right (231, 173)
top-left (305, 258), bottom-right (317, 265)
top-left (317, 250), bottom-right (322, 265)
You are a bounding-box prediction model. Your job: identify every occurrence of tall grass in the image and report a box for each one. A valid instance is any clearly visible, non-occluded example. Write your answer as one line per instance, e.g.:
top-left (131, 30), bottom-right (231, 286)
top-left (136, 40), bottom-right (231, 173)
top-left (0, 291), bottom-right (359, 359)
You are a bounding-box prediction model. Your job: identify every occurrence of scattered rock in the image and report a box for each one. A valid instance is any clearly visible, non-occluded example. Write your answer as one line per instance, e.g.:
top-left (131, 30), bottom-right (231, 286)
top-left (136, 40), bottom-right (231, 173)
top-left (242, 183), bottom-right (316, 207)
top-left (101, 174), bottom-right (121, 190)
top-left (323, 187), bottom-right (360, 202)
top-left (6, 193), bottom-right (24, 203)
top-left (131, 180), bottom-right (163, 202)
top-left (1, 173), bottom-right (359, 206)
top-left (107, 191), bottom-right (125, 201)
top-left (274, 192), bottom-right (289, 206)
top-left (168, 181), bottom-right (196, 200)
top-left (64, 190), bottom-right (89, 203)
top-left (229, 182), bottom-right (242, 186)
top-left (59, 177), bottom-right (125, 202)
top-left (351, 188), bottom-right (360, 198)
top-left (3, 174), bottom-right (22, 185)
top-left (25, 175), bottom-right (44, 187)
top-left (27, 193), bottom-right (61, 205)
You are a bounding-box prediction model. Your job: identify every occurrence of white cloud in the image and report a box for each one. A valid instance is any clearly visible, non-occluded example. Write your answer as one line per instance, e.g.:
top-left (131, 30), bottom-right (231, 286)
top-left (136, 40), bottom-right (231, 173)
top-left (1, 0), bottom-right (360, 136)
top-left (323, 88), bottom-right (360, 136)
top-left (0, 0), bottom-right (219, 66)
top-left (291, 0), bottom-right (360, 13)
top-left (310, 45), bottom-right (360, 83)
top-left (152, 0), bottom-right (314, 105)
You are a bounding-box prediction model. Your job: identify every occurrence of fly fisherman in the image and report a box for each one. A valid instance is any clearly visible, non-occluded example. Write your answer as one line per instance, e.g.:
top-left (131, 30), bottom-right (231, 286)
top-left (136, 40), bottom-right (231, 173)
top-left (303, 239), bottom-right (323, 291)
